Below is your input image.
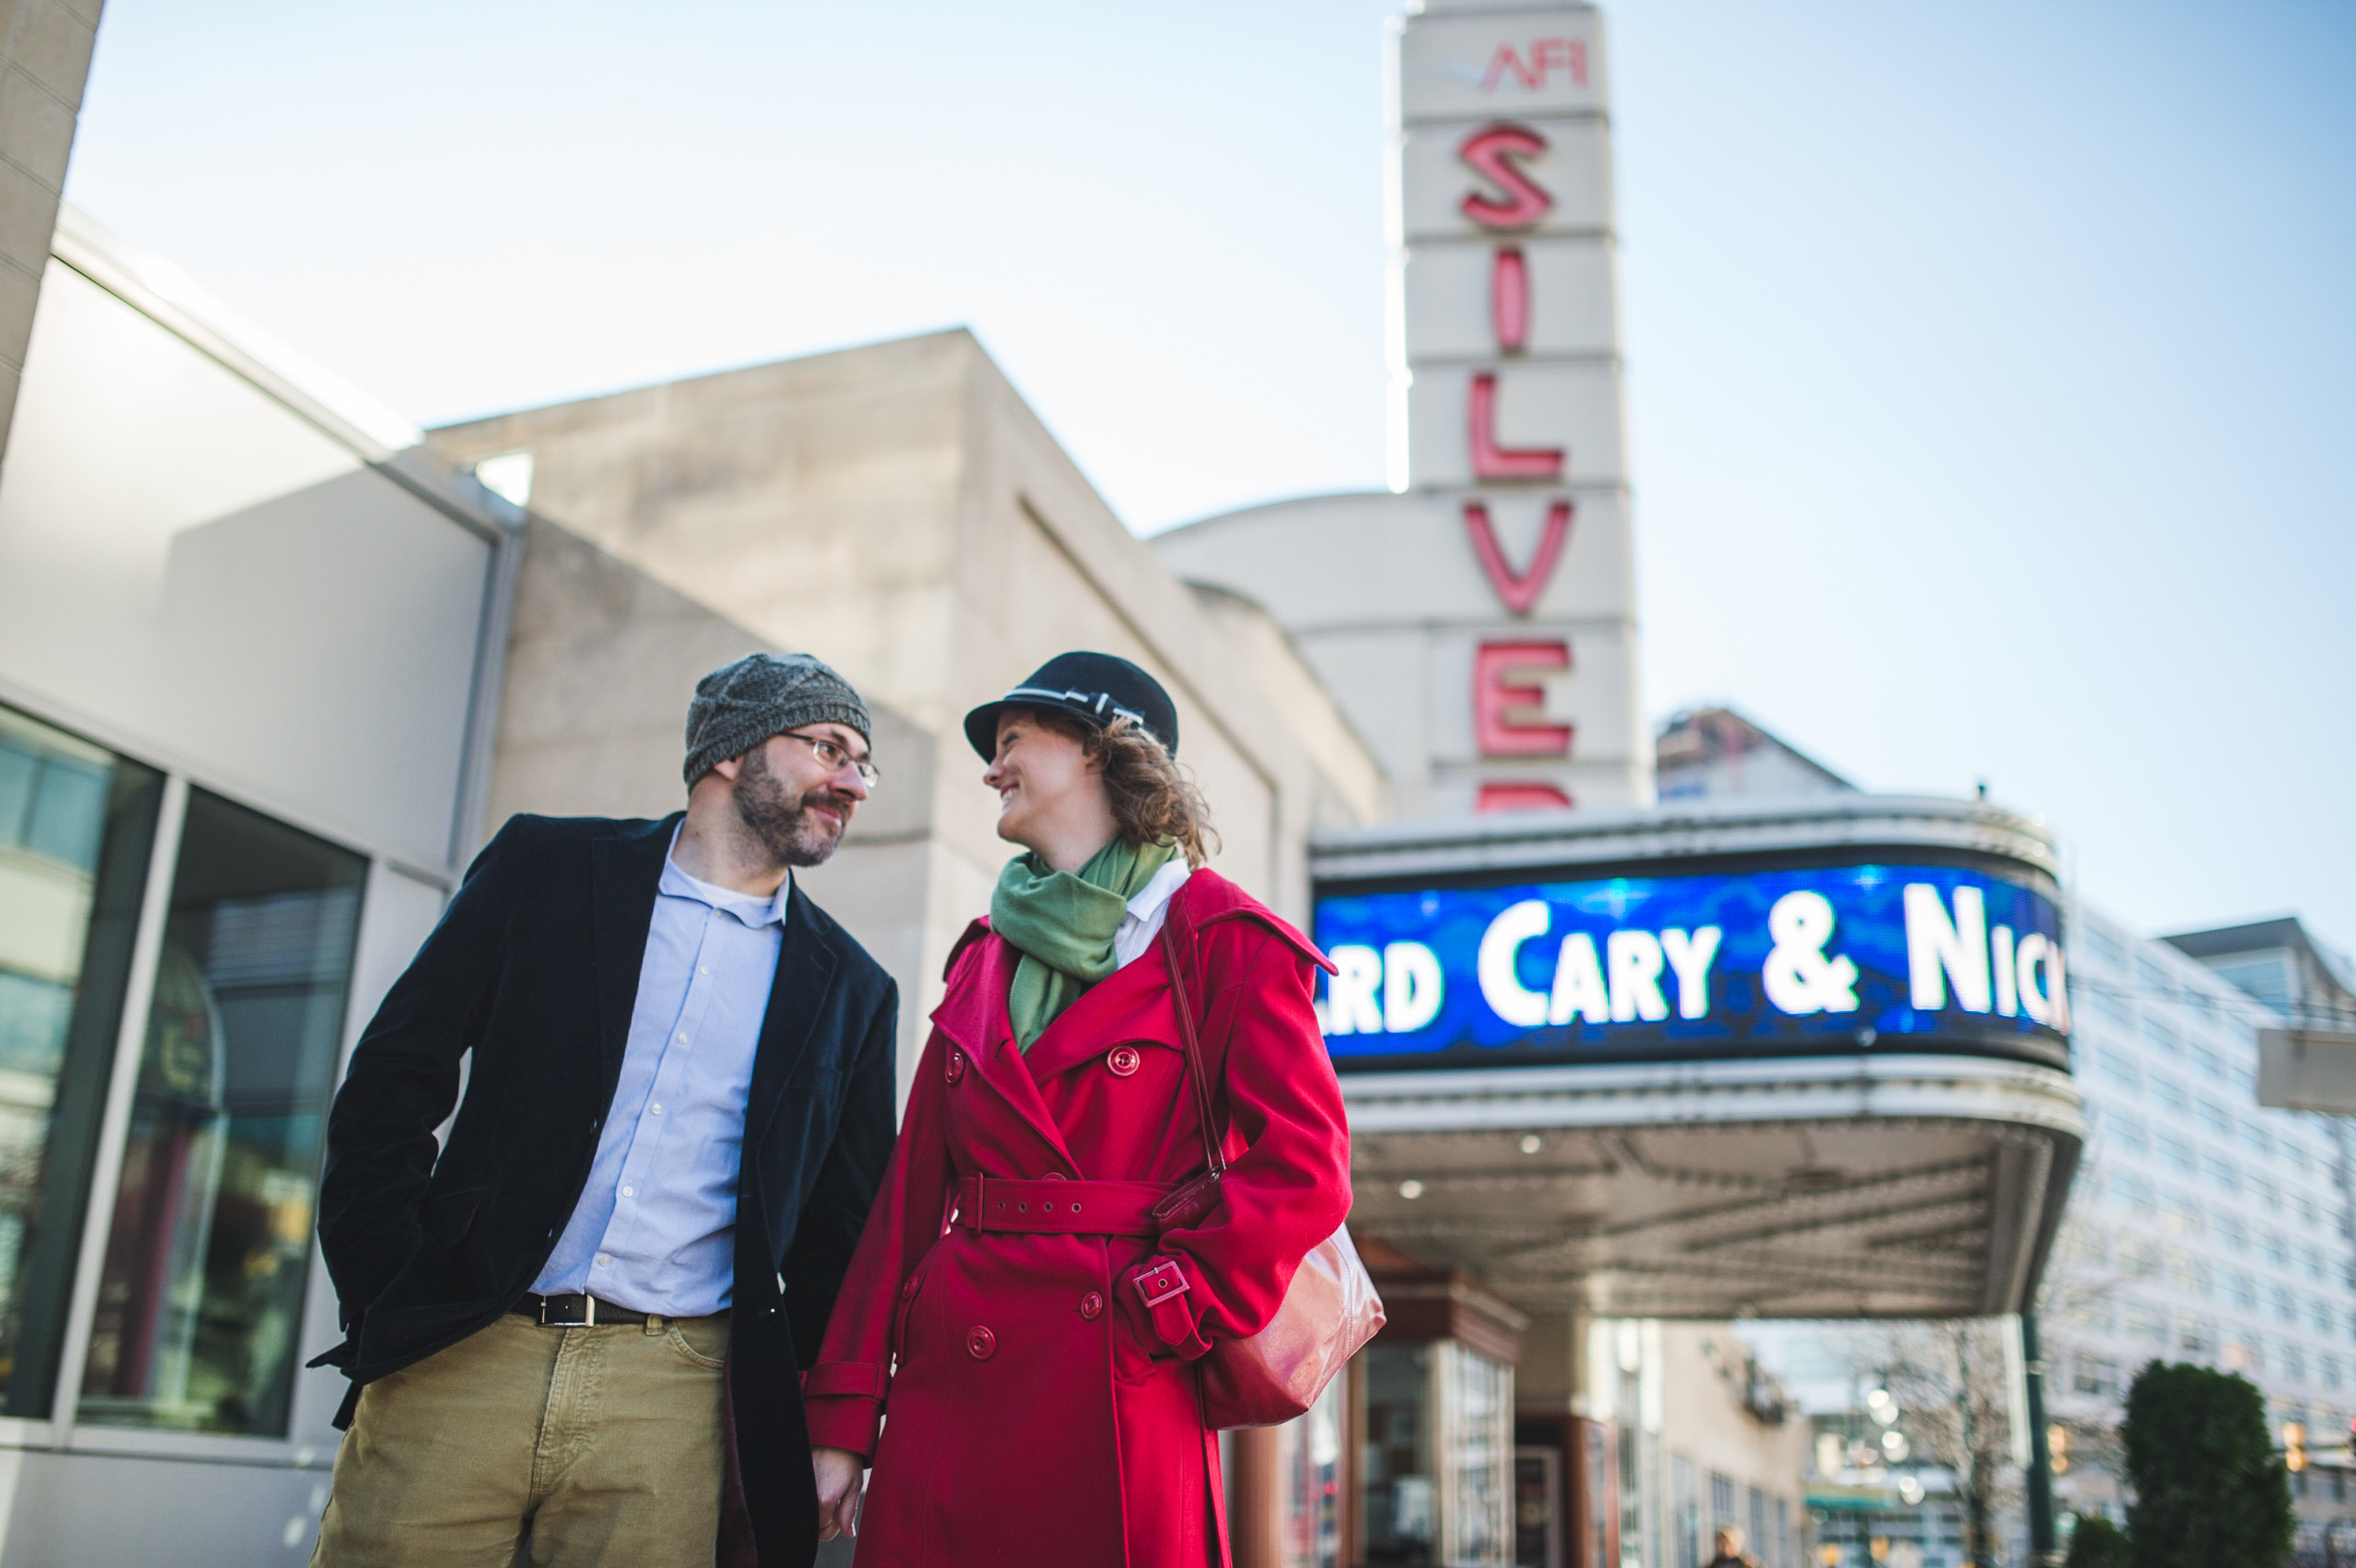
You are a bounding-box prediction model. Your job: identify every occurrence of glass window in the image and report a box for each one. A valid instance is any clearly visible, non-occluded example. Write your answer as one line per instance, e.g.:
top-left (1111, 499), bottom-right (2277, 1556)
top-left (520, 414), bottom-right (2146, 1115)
top-left (2148, 1074), bottom-right (2188, 1113)
top-left (76, 789), bottom-right (364, 1435)
top-left (1441, 1342), bottom-right (1511, 1567)
top-left (1277, 1366), bottom-right (1344, 1568)
top-left (0, 707), bottom-right (164, 1416)
top-left (1363, 1343), bottom-right (1436, 1564)
top-left (1671, 1456), bottom-right (1698, 1568)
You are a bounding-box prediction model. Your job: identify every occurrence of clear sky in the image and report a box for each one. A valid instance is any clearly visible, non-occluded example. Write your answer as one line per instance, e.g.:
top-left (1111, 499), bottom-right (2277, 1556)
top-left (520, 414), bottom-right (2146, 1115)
top-left (60, 0), bottom-right (2355, 954)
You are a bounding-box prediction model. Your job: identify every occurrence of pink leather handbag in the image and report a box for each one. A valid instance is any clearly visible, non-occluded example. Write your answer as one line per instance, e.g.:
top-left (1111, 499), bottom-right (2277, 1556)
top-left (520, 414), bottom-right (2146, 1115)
top-left (1150, 918), bottom-right (1384, 1429)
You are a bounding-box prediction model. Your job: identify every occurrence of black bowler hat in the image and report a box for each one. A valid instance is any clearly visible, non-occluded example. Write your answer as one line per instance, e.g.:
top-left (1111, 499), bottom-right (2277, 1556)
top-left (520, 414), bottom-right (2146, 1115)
top-left (963, 652), bottom-right (1180, 760)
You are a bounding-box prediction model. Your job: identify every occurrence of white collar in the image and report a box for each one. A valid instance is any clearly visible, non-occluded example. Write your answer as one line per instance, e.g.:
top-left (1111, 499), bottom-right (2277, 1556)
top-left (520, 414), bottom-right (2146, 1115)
top-left (1125, 858), bottom-right (1192, 924)
top-left (660, 822), bottom-right (791, 928)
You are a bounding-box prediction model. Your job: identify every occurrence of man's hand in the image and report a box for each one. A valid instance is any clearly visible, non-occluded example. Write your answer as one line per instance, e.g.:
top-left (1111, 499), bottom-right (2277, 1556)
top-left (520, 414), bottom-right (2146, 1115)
top-left (812, 1446), bottom-right (866, 1541)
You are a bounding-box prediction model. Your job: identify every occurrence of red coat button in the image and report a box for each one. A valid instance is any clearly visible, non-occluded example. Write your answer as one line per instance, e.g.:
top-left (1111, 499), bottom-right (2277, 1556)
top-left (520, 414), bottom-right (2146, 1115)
top-left (945, 1050), bottom-right (966, 1086)
top-left (1105, 1046), bottom-right (1141, 1077)
top-left (1080, 1292), bottom-right (1104, 1320)
top-left (966, 1325), bottom-right (996, 1360)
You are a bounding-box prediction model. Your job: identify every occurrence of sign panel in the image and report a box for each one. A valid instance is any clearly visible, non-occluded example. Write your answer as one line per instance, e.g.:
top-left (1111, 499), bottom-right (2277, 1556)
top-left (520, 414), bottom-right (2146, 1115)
top-left (1315, 861), bottom-right (2070, 1070)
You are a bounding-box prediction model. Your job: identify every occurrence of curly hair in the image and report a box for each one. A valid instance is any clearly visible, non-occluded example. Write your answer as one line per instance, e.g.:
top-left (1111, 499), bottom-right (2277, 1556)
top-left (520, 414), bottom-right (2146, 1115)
top-left (1032, 710), bottom-right (1219, 868)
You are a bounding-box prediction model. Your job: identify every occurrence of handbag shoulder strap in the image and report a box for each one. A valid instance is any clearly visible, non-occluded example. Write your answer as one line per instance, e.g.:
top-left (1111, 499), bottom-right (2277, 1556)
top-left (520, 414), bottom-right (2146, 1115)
top-left (1158, 899), bottom-right (1227, 1180)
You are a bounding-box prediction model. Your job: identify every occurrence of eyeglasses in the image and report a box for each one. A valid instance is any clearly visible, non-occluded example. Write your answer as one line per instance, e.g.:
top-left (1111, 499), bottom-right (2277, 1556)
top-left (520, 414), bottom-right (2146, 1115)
top-left (782, 730), bottom-right (879, 791)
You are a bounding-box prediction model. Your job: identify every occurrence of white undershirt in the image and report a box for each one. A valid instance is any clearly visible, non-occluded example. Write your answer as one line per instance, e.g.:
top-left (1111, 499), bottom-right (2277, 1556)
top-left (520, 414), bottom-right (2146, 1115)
top-left (1112, 859), bottom-right (1192, 971)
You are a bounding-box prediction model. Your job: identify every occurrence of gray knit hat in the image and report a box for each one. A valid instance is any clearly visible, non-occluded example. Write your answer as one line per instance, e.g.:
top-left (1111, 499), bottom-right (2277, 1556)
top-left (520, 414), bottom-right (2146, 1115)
top-left (684, 652), bottom-right (872, 787)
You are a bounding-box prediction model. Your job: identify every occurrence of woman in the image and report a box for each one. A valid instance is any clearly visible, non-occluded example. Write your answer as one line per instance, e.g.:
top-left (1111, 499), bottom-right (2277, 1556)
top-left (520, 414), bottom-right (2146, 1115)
top-left (802, 651), bottom-right (1350, 1566)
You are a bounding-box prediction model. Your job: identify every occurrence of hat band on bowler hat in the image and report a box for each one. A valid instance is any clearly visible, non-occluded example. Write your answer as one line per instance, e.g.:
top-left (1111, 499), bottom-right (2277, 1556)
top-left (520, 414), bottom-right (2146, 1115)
top-left (1003, 685), bottom-right (1150, 731)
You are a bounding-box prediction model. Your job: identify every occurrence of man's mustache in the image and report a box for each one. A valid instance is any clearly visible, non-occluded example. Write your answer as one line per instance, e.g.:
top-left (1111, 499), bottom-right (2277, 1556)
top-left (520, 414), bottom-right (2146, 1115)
top-left (802, 789), bottom-right (859, 823)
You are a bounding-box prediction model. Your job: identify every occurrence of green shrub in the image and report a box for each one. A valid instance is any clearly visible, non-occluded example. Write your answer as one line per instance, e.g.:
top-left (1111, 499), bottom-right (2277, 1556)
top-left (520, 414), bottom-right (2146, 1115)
top-left (2120, 1361), bottom-right (2295, 1568)
top-left (2062, 1513), bottom-right (2130, 1568)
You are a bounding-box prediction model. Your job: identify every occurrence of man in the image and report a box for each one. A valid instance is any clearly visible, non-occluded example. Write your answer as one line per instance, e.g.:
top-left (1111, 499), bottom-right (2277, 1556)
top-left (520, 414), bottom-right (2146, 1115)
top-left (310, 652), bottom-right (899, 1568)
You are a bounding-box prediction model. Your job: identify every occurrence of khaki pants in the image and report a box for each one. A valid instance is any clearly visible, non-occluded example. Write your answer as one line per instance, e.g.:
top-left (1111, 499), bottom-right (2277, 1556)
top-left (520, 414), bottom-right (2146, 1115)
top-left (312, 1310), bottom-right (729, 1568)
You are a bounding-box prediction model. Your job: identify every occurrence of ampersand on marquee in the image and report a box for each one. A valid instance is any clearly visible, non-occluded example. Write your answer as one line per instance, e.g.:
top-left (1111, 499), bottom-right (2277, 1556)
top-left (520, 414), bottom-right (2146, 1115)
top-left (1761, 890), bottom-right (1858, 1015)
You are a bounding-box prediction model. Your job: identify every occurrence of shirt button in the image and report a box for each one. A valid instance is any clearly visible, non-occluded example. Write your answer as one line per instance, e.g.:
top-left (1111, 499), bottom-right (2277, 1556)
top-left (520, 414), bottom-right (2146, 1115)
top-left (621, 1186), bottom-right (634, 1198)
top-left (1080, 1292), bottom-right (1104, 1320)
top-left (1106, 1046), bottom-right (1141, 1077)
top-left (677, 1033), bottom-right (688, 1043)
top-left (650, 1104), bottom-right (663, 1116)
top-left (966, 1325), bottom-right (996, 1361)
top-left (596, 1254), bottom-right (611, 1267)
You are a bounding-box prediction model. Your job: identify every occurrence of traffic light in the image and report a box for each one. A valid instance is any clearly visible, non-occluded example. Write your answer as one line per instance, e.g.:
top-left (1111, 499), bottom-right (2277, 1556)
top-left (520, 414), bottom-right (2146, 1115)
top-left (2283, 1423), bottom-right (2308, 1473)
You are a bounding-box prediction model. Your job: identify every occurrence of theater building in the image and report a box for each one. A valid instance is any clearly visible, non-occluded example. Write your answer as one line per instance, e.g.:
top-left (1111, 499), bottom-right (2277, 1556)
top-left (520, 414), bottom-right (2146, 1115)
top-left (1153, 5), bottom-right (2087, 1565)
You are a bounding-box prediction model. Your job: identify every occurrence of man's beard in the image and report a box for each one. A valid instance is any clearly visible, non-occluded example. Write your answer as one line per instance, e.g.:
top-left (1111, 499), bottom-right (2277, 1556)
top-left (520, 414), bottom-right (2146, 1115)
top-left (731, 746), bottom-right (853, 869)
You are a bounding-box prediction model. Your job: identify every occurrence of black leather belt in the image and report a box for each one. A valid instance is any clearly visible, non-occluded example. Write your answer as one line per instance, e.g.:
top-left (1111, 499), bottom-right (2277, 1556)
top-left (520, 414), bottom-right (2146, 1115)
top-left (514, 1291), bottom-right (651, 1328)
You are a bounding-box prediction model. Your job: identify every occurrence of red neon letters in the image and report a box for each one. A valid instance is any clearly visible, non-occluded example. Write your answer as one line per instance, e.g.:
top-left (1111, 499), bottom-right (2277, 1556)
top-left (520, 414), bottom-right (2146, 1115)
top-left (1458, 125), bottom-right (1553, 231)
top-left (1468, 372), bottom-right (1563, 481)
top-left (1478, 39), bottom-right (1590, 92)
top-left (1491, 246), bottom-right (1529, 352)
top-left (1476, 782), bottom-right (1574, 813)
top-left (1475, 640), bottom-right (1572, 757)
top-left (1463, 500), bottom-right (1571, 616)
top-left (1460, 113), bottom-right (1574, 794)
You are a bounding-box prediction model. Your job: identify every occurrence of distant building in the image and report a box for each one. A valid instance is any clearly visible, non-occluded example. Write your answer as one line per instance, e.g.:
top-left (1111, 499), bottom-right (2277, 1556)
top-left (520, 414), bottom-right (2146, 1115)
top-left (1653, 707), bottom-right (1856, 803)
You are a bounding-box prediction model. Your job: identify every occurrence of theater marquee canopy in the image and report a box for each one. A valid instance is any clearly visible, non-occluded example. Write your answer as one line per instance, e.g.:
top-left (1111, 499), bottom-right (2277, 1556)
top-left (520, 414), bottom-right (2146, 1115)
top-left (1316, 797), bottom-right (2086, 1320)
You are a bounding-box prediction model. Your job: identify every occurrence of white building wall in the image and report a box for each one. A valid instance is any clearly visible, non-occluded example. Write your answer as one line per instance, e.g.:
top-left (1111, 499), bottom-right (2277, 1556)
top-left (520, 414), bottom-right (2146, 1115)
top-left (0, 212), bottom-right (515, 1564)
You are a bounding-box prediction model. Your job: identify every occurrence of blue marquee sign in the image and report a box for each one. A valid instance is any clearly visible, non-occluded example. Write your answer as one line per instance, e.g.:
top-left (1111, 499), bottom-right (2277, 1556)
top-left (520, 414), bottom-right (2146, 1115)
top-left (1314, 862), bottom-right (2069, 1070)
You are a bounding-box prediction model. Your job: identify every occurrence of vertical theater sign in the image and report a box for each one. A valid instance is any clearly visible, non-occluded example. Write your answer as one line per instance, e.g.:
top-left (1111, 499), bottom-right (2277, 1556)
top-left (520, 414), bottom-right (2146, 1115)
top-left (1154, 0), bottom-right (1647, 816)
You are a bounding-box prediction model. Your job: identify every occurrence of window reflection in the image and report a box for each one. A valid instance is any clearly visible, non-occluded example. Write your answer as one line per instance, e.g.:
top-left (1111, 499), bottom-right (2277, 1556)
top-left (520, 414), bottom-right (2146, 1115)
top-left (1364, 1343), bottom-right (1437, 1563)
top-left (1277, 1368), bottom-right (1345, 1567)
top-left (0, 707), bottom-right (161, 1415)
top-left (78, 790), bottom-right (362, 1435)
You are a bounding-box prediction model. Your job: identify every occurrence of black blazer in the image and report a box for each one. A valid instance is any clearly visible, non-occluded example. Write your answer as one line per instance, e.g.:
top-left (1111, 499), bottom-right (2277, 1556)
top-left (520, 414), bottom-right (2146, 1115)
top-left (314, 811), bottom-right (898, 1568)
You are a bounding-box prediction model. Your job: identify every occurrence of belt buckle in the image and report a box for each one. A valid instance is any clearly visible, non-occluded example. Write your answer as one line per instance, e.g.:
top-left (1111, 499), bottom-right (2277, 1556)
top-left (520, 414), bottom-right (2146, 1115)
top-left (539, 1294), bottom-right (595, 1328)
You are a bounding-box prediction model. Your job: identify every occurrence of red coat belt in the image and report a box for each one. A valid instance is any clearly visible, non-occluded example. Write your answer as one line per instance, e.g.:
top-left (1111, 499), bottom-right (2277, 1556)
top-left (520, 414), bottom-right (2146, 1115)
top-left (955, 1173), bottom-right (1172, 1237)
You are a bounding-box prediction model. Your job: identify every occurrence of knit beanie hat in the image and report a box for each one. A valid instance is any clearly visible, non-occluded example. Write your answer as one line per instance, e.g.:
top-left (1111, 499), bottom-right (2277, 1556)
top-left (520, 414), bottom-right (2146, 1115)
top-left (683, 652), bottom-right (872, 787)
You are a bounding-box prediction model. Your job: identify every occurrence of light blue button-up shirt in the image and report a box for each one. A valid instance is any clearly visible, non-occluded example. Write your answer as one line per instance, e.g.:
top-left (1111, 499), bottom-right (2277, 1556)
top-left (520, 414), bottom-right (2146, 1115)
top-left (532, 836), bottom-right (786, 1315)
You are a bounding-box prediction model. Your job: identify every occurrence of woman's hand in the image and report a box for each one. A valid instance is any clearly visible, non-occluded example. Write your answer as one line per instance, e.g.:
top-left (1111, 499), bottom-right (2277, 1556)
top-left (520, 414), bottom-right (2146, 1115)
top-left (812, 1446), bottom-right (866, 1540)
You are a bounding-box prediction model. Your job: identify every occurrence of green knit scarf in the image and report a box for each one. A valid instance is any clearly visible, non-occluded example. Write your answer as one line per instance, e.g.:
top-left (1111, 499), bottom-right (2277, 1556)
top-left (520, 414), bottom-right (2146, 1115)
top-left (991, 836), bottom-right (1179, 1050)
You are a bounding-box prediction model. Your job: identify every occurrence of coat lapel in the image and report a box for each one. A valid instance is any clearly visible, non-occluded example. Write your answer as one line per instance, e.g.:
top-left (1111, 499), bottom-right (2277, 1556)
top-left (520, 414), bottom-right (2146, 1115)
top-left (1019, 942), bottom-right (1181, 1082)
top-left (746, 879), bottom-right (842, 1160)
top-left (934, 935), bottom-right (1078, 1171)
top-left (589, 814), bottom-right (679, 1099)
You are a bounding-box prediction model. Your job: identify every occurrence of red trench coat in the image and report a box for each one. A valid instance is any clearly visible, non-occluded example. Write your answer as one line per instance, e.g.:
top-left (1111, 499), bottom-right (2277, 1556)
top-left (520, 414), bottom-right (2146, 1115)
top-left (803, 870), bottom-right (1350, 1567)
